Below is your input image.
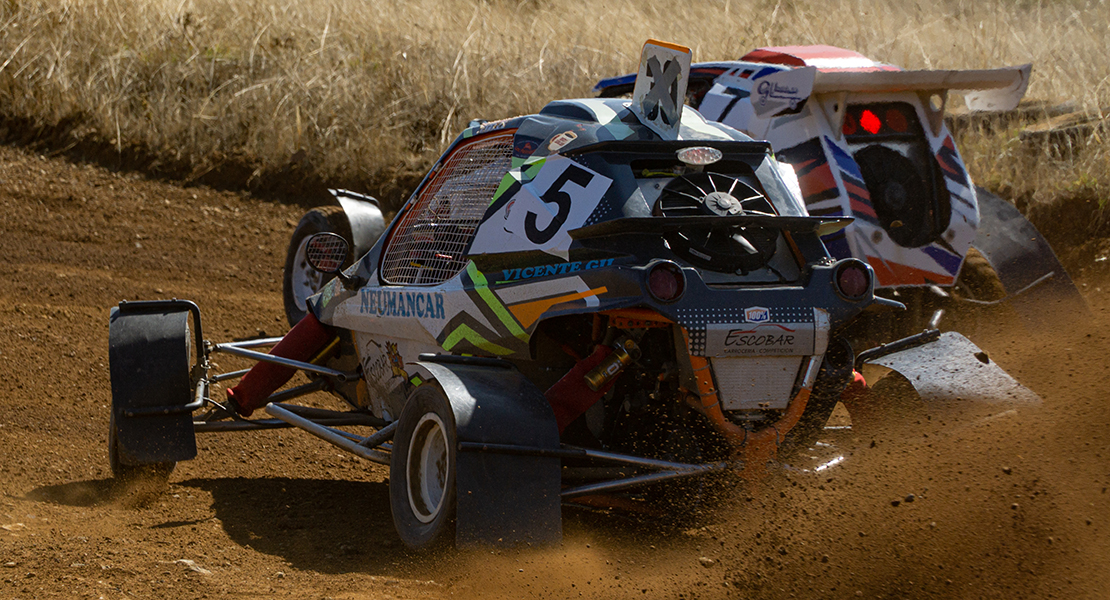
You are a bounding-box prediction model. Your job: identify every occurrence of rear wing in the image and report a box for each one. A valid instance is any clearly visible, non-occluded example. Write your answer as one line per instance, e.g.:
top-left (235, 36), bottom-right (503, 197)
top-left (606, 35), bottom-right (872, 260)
top-left (596, 63), bottom-right (1032, 114)
top-left (812, 64), bottom-right (1032, 112)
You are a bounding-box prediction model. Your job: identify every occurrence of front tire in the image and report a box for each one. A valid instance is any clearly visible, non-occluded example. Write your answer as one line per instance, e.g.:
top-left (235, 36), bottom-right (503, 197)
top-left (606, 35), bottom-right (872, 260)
top-left (780, 338), bottom-right (854, 455)
top-left (108, 412), bottom-right (174, 487)
top-left (107, 309), bottom-right (190, 495)
top-left (389, 384), bottom-right (457, 550)
top-left (283, 206), bottom-right (354, 327)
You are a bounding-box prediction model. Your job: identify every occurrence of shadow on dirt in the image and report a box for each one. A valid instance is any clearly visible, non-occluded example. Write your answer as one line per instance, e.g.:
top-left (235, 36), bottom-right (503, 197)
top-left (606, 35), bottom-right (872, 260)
top-left (180, 475), bottom-right (710, 576)
top-left (25, 475), bottom-right (703, 576)
top-left (25, 479), bottom-right (116, 507)
top-left (177, 476), bottom-right (420, 575)
top-left (26, 475), bottom-right (187, 509)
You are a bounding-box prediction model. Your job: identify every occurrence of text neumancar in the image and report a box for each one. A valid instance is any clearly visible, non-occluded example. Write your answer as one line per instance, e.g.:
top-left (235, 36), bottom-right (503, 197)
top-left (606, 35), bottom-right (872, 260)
top-left (360, 289), bottom-right (445, 319)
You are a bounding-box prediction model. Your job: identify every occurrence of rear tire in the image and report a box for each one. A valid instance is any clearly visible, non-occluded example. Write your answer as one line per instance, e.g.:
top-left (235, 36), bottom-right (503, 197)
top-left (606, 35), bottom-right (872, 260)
top-left (283, 206), bottom-right (354, 327)
top-left (389, 384), bottom-right (457, 550)
top-left (954, 246), bottom-right (1006, 302)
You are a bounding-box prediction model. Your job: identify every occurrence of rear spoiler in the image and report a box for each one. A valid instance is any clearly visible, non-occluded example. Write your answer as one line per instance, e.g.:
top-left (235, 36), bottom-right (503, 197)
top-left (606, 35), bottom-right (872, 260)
top-left (570, 215), bottom-right (853, 240)
top-left (812, 64), bottom-right (1032, 112)
top-left (597, 63), bottom-right (1031, 114)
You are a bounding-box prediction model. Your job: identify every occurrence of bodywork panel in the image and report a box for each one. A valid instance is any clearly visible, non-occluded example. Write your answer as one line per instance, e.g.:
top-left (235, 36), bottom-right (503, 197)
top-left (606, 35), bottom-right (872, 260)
top-left (868, 331), bottom-right (1040, 408)
top-left (416, 360), bottom-right (562, 547)
top-left (596, 48), bottom-right (1039, 292)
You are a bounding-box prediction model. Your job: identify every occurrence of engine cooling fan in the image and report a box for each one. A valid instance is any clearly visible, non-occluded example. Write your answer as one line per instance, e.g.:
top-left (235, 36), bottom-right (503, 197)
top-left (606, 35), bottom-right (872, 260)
top-left (654, 172), bottom-right (780, 274)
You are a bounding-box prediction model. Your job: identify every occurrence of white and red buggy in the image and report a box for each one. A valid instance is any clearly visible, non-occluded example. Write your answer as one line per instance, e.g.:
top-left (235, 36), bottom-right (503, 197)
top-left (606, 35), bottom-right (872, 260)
top-left (596, 45), bottom-right (1086, 341)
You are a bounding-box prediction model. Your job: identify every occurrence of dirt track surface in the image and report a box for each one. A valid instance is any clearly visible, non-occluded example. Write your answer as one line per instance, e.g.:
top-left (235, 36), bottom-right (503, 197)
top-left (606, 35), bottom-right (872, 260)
top-left (1, 144), bottom-right (1109, 599)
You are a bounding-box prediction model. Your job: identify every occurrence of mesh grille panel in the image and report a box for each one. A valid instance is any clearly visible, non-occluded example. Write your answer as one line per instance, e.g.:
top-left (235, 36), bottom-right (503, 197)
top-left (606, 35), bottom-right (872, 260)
top-left (712, 356), bottom-right (803, 411)
top-left (381, 133), bottom-right (514, 284)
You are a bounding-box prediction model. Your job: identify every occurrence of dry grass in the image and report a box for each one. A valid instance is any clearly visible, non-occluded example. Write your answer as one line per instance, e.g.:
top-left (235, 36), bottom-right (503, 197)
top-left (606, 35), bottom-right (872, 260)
top-left (0, 0), bottom-right (1107, 211)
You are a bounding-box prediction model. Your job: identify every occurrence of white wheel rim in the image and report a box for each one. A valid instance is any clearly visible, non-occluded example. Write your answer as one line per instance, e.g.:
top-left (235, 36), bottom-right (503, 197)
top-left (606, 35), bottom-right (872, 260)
top-left (406, 413), bottom-right (450, 524)
top-left (291, 237), bottom-right (324, 312)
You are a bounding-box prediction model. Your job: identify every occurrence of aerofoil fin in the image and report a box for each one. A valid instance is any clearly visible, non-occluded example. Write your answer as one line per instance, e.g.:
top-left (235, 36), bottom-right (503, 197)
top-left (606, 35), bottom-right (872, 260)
top-left (630, 40), bottom-right (692, 140)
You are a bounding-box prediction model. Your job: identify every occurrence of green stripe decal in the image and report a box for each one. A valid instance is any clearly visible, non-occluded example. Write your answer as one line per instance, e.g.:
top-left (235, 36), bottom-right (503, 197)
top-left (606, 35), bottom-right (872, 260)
top-left (491, 171), bottom-right (519, 204)
top-left (467, 262), bottom-right (530, 342)
top-left (521, 156), bottom-right (546, 179)
top-left (491, 156), bottom-right (547, 205)
top-left (442, 323), bottom-right (514, 356)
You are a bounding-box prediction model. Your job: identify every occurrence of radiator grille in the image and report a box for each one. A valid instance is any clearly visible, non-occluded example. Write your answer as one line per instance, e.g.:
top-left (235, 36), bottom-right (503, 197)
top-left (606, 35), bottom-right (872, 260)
top-left (711, 356), bottom-right (803, 411)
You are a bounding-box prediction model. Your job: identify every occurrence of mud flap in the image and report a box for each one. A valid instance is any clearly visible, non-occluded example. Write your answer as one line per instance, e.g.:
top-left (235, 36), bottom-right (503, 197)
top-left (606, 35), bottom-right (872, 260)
top-left (416, 358), bottom-right (562, 547)
top-left (972, 186), bottom-right (1088, 328)
top-left (333, 189), bottom-right (386, 259)
top-left (108, 302), bottom-right (200, 465)
top-left (864, 331), bottom-right (1040, 415)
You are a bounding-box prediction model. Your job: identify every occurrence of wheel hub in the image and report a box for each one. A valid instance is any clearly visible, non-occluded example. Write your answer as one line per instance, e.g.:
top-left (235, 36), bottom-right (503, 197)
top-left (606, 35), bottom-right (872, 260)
top-left (406, 413), bottom-right (449, 524)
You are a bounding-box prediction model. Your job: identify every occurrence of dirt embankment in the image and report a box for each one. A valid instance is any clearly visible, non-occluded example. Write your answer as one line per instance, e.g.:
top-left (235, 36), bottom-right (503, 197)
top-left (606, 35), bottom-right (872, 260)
top-left (1, 143), bottom-right (1108, 599)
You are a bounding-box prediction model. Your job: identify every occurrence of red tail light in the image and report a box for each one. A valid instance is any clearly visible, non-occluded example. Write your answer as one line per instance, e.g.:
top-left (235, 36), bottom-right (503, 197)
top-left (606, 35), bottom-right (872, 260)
top-left (647, 261), bottom-right (685, 303)
top-left (844, 102), bottom-right (922, 138)
top-left (834, 260), bottom-right (870, 300)
top-left (860, 109), bottom-right (882, 134)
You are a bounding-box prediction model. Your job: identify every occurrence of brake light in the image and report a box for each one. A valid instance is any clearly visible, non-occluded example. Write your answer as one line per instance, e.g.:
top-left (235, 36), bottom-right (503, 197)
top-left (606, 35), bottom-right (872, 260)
top-left (860, 109), bottom-right (881, 135)
top-left (843, 103), bottom-right (922, 137)
top-left (647, 261), bottom-right (686, 303)
top-left (677, 146), bottom-right (723, 166)
top-left (834, 260), bottom-right (870, 300)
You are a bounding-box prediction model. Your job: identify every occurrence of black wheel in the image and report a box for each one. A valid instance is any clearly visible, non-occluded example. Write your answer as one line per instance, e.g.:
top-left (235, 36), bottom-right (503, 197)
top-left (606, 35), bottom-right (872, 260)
top-left (847, 371), bottom-right (927, 436)
top-left (389, 384), bottom-right (457, 550)
top-left (854, 144), bottom-right (951, 248)
top-left (780, 338), bottom-right (854, 455)
top-left (107, 307), bottom-right (194, 495)
top-left (943, 245), bottom-right (1016, 340)
top-left (108, 412), bottom-right (174, 486)
top-left (283, 206), bottom-right (353, 327)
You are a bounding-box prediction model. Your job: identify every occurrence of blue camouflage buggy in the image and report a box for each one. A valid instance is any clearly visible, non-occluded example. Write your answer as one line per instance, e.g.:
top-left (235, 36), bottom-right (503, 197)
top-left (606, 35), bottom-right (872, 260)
top-left (107, 41), bottom-right (1035, 550)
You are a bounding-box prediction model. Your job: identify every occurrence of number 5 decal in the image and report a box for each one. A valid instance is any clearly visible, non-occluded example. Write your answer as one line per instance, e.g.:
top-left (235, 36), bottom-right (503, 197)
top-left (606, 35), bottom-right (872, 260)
top-left (525, 164), bottom-right (595, 244)
top-left (469, 156), bottom-right (612, 260)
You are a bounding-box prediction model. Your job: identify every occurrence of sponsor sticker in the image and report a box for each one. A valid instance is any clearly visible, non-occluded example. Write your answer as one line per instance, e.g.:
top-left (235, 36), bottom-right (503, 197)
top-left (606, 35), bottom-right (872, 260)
top-left (704, 322), bottom-right (815, 357)
top-left (745, 306), bottom-right (770, 323)
top-left (749, 66), bottom-right (815, 118)
top-left (359, 289), bottom-right (446, 319)
top-left (513, 136), bottom-right (542, 158)
top-left (547, 130), bottom-right (578, 152)
top-left (499, 258), bottom-right (616, 282)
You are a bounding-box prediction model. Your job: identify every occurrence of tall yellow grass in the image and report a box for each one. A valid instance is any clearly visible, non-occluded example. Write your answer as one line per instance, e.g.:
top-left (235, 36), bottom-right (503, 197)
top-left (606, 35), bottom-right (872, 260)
top-left (0, 0), bottom-right (1107, 209)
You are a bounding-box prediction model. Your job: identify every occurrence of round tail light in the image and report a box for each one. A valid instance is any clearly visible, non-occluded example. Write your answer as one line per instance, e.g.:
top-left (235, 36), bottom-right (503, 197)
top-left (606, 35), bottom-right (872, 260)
top-left (834, 260), bottom-right (871, 300)
top-left (647, 261), bottom-right (686, 303)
